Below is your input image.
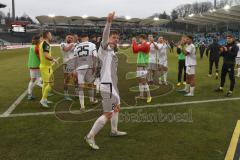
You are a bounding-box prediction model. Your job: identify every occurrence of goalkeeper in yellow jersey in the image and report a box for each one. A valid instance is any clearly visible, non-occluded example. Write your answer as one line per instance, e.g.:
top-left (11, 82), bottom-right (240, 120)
top-left (39, 31), bottom-right (59, 108)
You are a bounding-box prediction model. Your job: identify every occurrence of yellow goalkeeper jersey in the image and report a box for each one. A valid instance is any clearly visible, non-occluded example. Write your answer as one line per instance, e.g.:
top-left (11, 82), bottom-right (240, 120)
top-left (39, 40), bottom-right (52, 68)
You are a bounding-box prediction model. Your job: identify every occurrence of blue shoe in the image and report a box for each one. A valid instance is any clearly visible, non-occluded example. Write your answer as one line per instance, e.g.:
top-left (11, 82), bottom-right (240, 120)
top-left (27, 94), bottom-right (36, 100)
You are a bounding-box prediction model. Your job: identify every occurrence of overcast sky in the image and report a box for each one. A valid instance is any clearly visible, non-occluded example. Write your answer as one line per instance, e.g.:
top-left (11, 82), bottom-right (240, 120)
top-left (1, 0), bottom-right (206, 19)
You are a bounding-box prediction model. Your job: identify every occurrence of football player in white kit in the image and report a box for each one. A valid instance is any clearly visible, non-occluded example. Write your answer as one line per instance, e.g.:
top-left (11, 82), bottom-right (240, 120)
top-left (85, 12), bottom-right (127, 150)
top-left (157, 36), bottom-right (169, 85)
top-left (180, 35), bottom-right (197, 97)
top-left (147, 34), bottom-right (159, 84)
top-left (60, 34), bottom-right (75, 101)
top-left (235, 40), bottom-right (240, 78)
top-left (73, 34), bottom-right (98, 111)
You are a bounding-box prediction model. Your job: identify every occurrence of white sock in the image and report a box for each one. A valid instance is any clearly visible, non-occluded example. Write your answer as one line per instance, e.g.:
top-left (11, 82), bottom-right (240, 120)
top-left (190, 86), bottom-right (195, 95)
top-left (88, 89), bottom-right (94, 102)
top-left (148, 71), bottom-right (153, 81)
top-left (184, 84), bottom-right (190, 92)
top-left (28, 81), bottom-right (34, 95)
top-left (111, 112), bottom-right (119, 132)
top-left (94, 78), bottom-right (100, 93)
top-left (79, 90), bottom-right (85, 108)
top-left (159, 71), bottom-right (164, 80)
top-left (139, 84), bottom-right (144, 97)
top-left (64, 90), bottom-right (68, 96)
top-left (37, 77), bottom-right (42, 85)
top-left (238, 68), bottom-right (240, 77)
top-left (87, 115), bottom-right (108, 138)
top-left (75, 87), bottom-right (79, 96)
top-left (163, 71), bottom-right (168, 82)
top-left (144, 84), bottom-right (151, 97)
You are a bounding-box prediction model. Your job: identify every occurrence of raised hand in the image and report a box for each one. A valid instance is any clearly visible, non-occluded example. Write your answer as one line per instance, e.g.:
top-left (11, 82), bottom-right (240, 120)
top-left (107, 11), bottom-right (115, 23)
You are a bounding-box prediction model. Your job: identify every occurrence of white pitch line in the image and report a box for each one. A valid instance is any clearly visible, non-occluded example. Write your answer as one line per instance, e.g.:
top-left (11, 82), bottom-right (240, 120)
top-left (1, 97), bottom-right (240, 118)
top-left (0, 81), bottom-right (39, 118)
top-left (0, 89), bottom-right (28, 118)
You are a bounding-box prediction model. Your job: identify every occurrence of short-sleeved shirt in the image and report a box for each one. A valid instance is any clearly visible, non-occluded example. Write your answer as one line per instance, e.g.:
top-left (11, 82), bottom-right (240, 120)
top-left (185, 43), bottom-right (197, 66)
top-left (60, 42), bottom-right (75, 64)
top-left (158, 43), bottom-right (168, 62)
top-left (73, 41), bottom-right (97, 70)
top-left (148, 42), bottom-right (158, 64)
top-left (39, 41), bottom-right (52, 68)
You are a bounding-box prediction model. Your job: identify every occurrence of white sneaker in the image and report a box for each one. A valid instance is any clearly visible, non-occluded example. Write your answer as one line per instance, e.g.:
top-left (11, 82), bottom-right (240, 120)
top-left (163, 81), bottom-right (168, 85)
top-left (36, 83), bottom-right (43, 88)
top-left (84, 136), bottom-right (99, 150)
top-left (40, 100), bottom-right (49, 108)
top-left (184, 93), bottom-right (194, 97)
top-left (110, 131), bottom-right (128, 137)
top-left (90, 99), bottom-right (98, 104)
top-left (80, 107), bottom-right (86, 112)
top-left (46, 100), bottom-right (53, 104)
top-left (159, 80), bottom-right (163, 85)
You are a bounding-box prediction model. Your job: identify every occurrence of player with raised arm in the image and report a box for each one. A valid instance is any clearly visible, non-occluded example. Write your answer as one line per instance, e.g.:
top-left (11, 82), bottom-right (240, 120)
top-left (132, 34), bottom-right (152, 103)
top-left (39, 31), bottom-right (59, 108)
top-left (85, 12), bottom-right (127, 150)
top-left (73, 34), bottom-right (98, 111)
top-left (60, 34), bottom-right (75, 101)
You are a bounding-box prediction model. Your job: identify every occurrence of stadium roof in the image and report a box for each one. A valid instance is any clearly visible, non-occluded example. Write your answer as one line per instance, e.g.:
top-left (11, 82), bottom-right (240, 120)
top-left (0, 3), bottom-right (6, 8)
top-left (175, 4), bottom-right (240, 26)
top-left (36, 16), bottom-right (170, 27)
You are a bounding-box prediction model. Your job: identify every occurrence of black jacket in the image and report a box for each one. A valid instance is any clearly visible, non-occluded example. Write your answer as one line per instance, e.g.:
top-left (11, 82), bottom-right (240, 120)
top-left (207, 42), bottom-right (220, 60)
top-left (221, 42), bottom-right (239, 65)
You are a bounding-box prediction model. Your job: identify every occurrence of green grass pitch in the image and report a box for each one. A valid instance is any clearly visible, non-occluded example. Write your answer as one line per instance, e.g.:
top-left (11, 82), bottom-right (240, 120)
top-left (0, 46), bottom-right (240, 160)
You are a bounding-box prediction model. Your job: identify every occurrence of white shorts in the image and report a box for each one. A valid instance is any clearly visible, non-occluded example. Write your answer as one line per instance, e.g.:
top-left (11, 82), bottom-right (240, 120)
top-left (148, 63), bottom-right (158, 70)
top-left (236, 58), bottom-right (240, 65)
top-left (77, 69), bottom-right (95, 84)
top-left (186, 66), bottom-right (196, 75)
top-left (100, 83), bottom-right (120, 112)
top-left (159, 60), bottom-right (168, 67)
top-left (30, 69), bottom-right (40, 79)
top-left (136, 66), bottom-right (148, 78)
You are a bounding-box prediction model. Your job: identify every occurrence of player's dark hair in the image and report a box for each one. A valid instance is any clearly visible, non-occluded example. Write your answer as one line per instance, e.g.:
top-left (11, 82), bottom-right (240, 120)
top-left (110, 30), bottom-right (119, 36)
top-left (80, 34), bottom-right (89, 38)
top-left (32, 35), bottom-right (41, 45)
top-left (226, 34), bottom-right (234, 38)
top-left (42, 31), bottom-right (51, 39)
top-left (139, 34), bottom-right (147, 40)
top-left (186, 35), bottom-right (193, 40)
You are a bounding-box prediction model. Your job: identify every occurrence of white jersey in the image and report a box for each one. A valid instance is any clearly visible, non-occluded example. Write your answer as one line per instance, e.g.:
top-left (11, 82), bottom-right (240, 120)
top-left (185, 43), bottom-right (197, 66)
top-left (148, 42), bottom-right (158, 64)
top-left (98, 44), bottom-right (120, 104)
top-left (73, 41), bottom-right (97, 70)
top-left (237, 43), bottom-right (240, 58)
top-left (60, 42), bottom-right (75, 64)
top-left (158, 43), bottom-right (168, 62)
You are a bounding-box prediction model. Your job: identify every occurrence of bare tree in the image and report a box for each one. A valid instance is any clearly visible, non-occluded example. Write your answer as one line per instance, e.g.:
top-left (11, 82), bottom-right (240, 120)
top-left (174, 1), bottom-right (212, 17)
